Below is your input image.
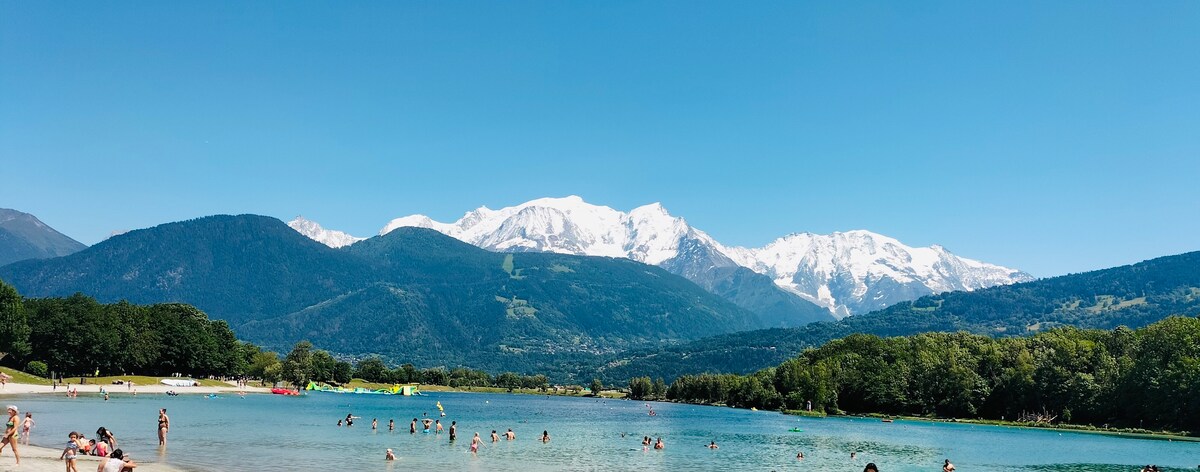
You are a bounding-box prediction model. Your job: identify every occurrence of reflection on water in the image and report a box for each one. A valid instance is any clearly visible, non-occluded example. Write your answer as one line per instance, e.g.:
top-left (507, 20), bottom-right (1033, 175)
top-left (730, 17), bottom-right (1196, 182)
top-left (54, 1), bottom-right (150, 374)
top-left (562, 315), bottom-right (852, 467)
top-left (8, 391), bottom-right (1198, 471)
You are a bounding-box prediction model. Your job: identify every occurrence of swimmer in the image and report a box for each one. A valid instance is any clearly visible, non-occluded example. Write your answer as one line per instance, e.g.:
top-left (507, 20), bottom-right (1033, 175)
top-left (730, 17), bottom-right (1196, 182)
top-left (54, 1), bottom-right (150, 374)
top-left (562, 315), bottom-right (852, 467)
top-left (491, 430), bottom-right (499, 443)
top-left (541, 431), bottom-right (550, 443)
top-left (797, 451), bottom-right (804, 460)
top-left (410, 418), bottom-right (417, 434)
top-left (470, 433), bottom-right (481, 454)
top-left (505, 428), bottom-right (515, 440)
top-left (851, 451), bottom-right (857, 460)
top-left (864, 463), bottom-right (879, 472)
top-left (707, 441), bottom-right (718, 449)
top-left (653, 437), bottom-right (664, 449)
top-left (449, 421), bottom-right (457, 441)
top-left (337, 420), bottom-right (342, 427)
top-left (385, 448), bottom-right (395, 461)
top-left (372, 418), bottom-right (378, 430)
top-left (422, 418), bottom-right (432, 433)
top-left (435, 420), bottom-right (443, 434)
top-left (943, 459), bottom-right (956, 471)
top-left (388, 419), bottom-right (394, 431)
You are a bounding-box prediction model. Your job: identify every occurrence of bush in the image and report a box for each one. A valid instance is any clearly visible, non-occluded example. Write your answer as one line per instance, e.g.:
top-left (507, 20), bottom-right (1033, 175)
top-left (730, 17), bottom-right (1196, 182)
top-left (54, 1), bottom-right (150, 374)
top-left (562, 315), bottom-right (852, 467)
top-left (25, 360), bottom-right (48, 378)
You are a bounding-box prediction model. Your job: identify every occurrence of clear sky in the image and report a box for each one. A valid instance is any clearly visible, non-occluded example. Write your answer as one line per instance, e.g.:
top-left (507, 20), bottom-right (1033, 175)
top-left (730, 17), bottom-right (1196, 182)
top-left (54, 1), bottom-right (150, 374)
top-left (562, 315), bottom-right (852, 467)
top-left (2, 1), bottom-right (1198, 277)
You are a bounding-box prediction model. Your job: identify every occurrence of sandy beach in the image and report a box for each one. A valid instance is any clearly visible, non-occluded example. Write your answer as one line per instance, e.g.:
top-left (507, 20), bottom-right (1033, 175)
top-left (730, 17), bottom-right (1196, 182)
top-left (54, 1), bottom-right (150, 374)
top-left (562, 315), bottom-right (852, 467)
top-left (0, 382), bottom-right (270, 396)
top-left (0, 444), bottom-right (185, 472)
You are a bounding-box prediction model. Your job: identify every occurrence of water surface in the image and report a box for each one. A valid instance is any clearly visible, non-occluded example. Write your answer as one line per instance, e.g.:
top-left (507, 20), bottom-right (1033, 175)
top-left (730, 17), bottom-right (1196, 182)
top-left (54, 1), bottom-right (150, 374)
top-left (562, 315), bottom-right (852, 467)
top-left (12, 390), bottom-right (1198, 471)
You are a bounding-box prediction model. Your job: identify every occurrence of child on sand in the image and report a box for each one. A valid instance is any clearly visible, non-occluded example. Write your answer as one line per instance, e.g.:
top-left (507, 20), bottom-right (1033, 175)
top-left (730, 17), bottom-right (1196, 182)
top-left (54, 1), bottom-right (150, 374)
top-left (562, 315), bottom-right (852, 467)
top-left (60, 432), bottom-right (80, 472)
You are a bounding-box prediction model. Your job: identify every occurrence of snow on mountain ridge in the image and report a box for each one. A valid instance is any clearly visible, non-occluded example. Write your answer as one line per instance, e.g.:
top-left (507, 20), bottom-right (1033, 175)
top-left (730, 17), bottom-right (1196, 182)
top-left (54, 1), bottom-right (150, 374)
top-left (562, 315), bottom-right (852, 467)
top-left (287, 216), bottom-right (364, 249)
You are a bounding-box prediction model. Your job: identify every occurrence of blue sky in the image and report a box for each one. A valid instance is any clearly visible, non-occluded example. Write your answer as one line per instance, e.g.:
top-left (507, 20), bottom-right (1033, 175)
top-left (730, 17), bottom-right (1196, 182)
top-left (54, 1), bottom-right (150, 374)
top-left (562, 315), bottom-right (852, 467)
top-left (2, 1), bottom-right (1197, 277)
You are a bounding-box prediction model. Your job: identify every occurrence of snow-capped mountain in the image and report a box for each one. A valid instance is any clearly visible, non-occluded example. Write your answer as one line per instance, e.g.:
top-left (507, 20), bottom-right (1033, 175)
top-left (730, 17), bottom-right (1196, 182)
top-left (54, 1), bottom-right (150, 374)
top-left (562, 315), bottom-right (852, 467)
top-left (726, 231), bottom-right (1034, 318)
top-left (287, 216), bottom-right (364, 249)
top-left (290, 196), bottom-right (1032, 321)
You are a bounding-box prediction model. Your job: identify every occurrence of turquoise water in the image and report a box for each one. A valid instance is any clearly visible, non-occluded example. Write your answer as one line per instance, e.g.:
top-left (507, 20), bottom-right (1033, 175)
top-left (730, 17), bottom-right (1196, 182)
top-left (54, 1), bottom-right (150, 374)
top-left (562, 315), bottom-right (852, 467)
top-left (11, 391), bottom-right (1198, 471)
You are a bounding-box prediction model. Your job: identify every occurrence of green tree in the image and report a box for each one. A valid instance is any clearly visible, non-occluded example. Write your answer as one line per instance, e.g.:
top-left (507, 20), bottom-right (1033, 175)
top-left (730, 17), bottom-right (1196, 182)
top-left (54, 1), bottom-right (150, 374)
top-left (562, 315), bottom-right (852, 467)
top-left (354, 357), bottom-right (387, 383)
top-left (589, 378), bottom-right (603, 396)
top-left (0, 281), bottom-right (30, 363)
top-left (332, 361), bottom-right (353, 384)
top-left (281, 341), bottom-right (315, 388)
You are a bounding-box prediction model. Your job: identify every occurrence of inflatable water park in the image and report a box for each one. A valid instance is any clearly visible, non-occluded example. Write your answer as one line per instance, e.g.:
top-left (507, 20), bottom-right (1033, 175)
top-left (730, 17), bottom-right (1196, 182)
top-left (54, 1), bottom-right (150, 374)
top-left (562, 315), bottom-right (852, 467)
top-left (304, 382), bottom-right (423, 396)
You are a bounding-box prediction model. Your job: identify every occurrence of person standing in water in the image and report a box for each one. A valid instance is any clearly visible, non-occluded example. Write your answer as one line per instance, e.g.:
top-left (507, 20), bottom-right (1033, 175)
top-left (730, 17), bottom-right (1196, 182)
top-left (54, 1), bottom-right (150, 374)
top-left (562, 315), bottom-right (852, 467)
top-left (388, 419), bottom-right (394, 431)
top-left (435, 419), bottom-right (443, 434)
top-left (157, 409), bottom-right (169, 446)
top-left (943, 459), bottom-right (956, 471)
top-left (410, 418), bottom-right (417, 434)
top-left (541, 431), bottom-right (551, 443)
top-left (505, 428), bottom-right (515, 440)
top-left (490, 430), bottom-right (499, 442)
top-left (19, 412), bottom-right (32, 446)
top-left (0, 406), bottom-right (19, 466)
top-left (385, 449), bottom-right (395, 461)
top-left (449, 421), bottom-right (457, 442)
top-left (371, 418), bottom-right (378, 430)
top-left (470, 433), bottom-right (481, 454)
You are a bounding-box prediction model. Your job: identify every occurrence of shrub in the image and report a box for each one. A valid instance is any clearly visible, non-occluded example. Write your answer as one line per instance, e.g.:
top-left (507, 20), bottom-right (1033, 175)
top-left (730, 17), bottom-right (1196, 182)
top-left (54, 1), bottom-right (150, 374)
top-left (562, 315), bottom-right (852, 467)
top-left (25, 360), bottom-right (48, 378)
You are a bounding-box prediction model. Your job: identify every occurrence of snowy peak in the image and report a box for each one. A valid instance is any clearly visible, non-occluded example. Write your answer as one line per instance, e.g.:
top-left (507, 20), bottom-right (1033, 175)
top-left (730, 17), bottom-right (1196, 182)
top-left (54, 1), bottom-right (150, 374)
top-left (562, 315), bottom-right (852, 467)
top-left (287, 217), bottom-right (364, 249)
top-left (733, 230), bottom-right (1033, 317)
top-left (375, 197), bottom-right (1033, 319)
top-left (380, 196), bottom-right (698, 265)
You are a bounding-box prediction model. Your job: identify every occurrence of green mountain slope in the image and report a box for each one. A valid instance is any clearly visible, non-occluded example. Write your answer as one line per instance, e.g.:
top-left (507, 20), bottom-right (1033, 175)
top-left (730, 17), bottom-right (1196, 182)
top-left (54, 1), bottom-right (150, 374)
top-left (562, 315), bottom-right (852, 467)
top-left (0, 209), bottom-right (87, 266)
top-left (598, 251), bottom-right (1200, 383)
top-left (0, 216), bottom-right (759, 378)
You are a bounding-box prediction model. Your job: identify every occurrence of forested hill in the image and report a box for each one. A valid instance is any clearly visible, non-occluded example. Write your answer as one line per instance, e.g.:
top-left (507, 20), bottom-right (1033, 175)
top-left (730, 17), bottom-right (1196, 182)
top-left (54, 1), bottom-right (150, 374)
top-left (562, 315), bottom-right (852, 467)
top-left (0, 215), bottom-right (761, 379)
top-left (597, 251), bottom-right (1200, 383)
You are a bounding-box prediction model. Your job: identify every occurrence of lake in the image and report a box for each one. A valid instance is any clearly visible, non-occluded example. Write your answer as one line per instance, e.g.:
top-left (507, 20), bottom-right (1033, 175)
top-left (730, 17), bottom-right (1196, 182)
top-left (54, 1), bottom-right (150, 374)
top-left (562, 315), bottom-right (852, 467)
top-left (11, 390), bottom-right (1198, 471)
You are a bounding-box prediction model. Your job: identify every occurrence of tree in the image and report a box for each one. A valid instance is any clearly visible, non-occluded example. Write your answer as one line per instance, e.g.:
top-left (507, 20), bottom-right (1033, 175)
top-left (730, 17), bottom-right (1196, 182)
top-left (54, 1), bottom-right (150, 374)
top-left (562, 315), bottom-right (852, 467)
top-left (590, 378), bottom-right (604, 396)
top-left (332, 361), bottom-right (353, 384)
top-left (0, 281), bottom-right (30, 363)
top-left (354, 357), bottom-right (387, 383)
top-left (281, 341), bottom-right (315, 388)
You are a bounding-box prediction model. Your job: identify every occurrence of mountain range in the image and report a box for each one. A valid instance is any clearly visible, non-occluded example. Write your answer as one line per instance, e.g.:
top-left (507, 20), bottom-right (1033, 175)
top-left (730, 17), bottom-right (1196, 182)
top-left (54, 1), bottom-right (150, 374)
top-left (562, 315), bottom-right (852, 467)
top-left (0, 208), bottom-right (87, 266)
top-left (595, 250), bottom-right (1200, 383)
top-left (0, 214), bottom-right (760, 379)
top-left (294, 196), bottom-right (1032, 322)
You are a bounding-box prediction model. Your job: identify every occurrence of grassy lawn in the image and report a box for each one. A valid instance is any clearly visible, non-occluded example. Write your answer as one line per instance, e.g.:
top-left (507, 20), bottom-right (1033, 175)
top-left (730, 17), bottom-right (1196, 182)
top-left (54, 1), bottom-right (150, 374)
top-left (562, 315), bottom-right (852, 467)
top-left (64, 374), bottom-right (229, 388)
top-left (0, 366), bottom-right (52, 386)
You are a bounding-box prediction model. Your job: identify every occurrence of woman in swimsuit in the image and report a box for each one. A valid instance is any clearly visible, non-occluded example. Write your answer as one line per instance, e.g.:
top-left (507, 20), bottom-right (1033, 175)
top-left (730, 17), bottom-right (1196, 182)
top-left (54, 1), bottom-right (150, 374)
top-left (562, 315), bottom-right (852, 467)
top-left (0, 405), bottom-right (19, 466)
top-left (541, 431), bottom-right (550, 443)
top-left (157, 409), bottom-right (169, 446)
top-left (20, 412), bottom-right (32, 445)
top-left (470, 433), bottom-right (481, 454)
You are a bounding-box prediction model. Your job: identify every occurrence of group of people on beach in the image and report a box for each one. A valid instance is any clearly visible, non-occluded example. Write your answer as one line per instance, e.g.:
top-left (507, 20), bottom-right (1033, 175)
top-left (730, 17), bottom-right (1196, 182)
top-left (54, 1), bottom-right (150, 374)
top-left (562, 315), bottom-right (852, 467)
top-left (0, 400), bottom-right (167, 471)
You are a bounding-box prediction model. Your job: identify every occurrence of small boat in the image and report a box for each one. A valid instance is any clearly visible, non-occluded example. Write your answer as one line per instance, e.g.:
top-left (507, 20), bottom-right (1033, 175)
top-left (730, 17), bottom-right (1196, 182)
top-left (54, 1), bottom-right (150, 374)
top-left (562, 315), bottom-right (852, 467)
top-left (271, 388), bottom-right (301, 396)
top-left (881, 419), bottom-right (894, 423)
top-left (788, 428), bottom-right (804, 432)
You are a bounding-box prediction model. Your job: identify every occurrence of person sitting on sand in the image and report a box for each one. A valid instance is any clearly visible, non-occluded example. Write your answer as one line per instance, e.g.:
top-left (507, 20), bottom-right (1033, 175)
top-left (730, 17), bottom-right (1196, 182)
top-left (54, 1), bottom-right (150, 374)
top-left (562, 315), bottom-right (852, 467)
top-left (385, 448), bottom-right (395, 461)
top-left (98, 448), bottom-right (137, 472)
top-left (93, 438), bottom-right (109, 457)
top-left (653, 437), bottom-right (664, 449)
top-left (707, 441), bottom-right (718, 449)
top-left (61, 432), bottom-right (81, 472)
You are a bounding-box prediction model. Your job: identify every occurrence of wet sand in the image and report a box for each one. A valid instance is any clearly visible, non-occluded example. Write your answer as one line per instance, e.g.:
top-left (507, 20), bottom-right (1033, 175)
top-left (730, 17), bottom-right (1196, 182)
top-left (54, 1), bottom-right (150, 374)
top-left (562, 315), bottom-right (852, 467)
top-left (0, 444), bottom-right (185, 472)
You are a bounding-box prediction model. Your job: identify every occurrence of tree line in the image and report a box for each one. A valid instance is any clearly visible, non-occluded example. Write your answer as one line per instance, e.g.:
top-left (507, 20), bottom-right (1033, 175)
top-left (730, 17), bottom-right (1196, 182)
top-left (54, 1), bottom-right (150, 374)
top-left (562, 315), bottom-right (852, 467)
top-left (658, 316), bottom-right (1200, 433)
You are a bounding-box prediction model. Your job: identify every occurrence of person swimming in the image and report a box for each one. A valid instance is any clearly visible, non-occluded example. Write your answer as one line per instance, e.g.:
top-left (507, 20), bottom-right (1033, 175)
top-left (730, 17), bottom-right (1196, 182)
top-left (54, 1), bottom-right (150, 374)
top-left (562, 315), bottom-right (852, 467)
top-left (470, 433), bottom-right (481, 454)
top-left (491, 430), bottom-right (499, 442)
top-left (505, 428), bottom-right (515, 440)
top-left (943, 459), bottom-right (956, 471)
top-left (541, 430), bottom-right (550, 443)
top-left (707, 441), bottom-right (718, 449)
top-left (864, 463), bottom-right (879, 472)
top-left (653, 437), bottom-right (664, 449)
top-left (385, 448), bottom-right (395, 461)
top-left (797, 451), bottom-right (805, 459)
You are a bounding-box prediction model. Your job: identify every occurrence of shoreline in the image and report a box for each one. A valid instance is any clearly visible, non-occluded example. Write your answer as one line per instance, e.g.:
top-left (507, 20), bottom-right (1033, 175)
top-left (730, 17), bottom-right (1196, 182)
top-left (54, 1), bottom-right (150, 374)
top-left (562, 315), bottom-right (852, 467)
top-left (780, 409), bottom-right (1199, 442)
top-left (0, 444), bottom-right (185, 472)
top-left (0, 382), bottom-right (270, 396)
